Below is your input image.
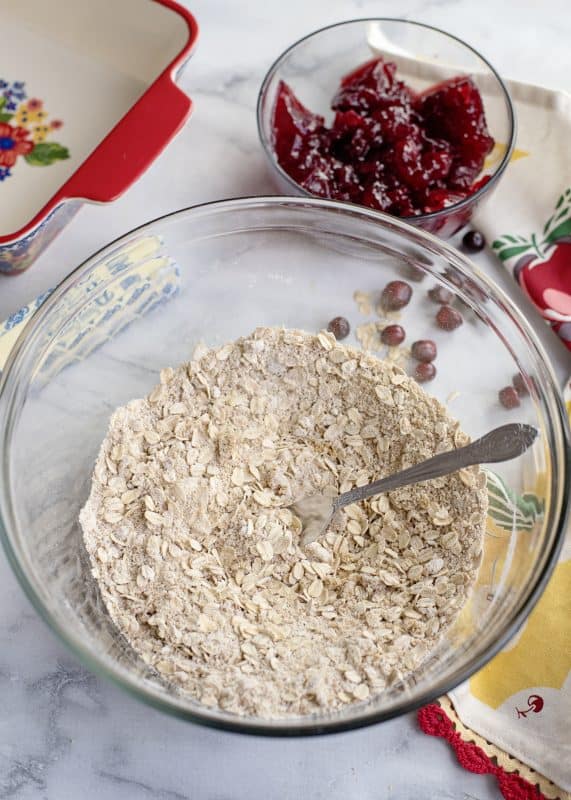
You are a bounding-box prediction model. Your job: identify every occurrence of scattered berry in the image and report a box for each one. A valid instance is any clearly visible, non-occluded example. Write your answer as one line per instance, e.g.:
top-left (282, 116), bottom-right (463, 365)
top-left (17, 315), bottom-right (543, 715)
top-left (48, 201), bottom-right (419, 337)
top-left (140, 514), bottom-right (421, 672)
top-left (462, 229), bottom-right (486, 253)
top-left (499, 386), bottom-right (520, 409)
top-left (512, 373), bottom-right (529, 397)
top-left (327, 316), bottom-right (350, 340)
top-left (381, 324), bottom-right (406, 346)
top-left (428, 286), bottom-right (454, 304)
top-left (411, 339), bottom-right (437, 362)
top-left (415, 362), bottom-right (437, 382)
top-left (436, 304), bottom-right (463, 331)
top-left (381, 280), bottom-right (412, 311)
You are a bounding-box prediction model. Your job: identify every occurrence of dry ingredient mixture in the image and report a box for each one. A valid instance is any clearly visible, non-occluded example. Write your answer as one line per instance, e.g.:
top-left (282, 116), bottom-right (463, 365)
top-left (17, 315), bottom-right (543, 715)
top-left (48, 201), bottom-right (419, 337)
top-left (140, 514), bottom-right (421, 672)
top-left (80, 327), bottom-right (487, 718)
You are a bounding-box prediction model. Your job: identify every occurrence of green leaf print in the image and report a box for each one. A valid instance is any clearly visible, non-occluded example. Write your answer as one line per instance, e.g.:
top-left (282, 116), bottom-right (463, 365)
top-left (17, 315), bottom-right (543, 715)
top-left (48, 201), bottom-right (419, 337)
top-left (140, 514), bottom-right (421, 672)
top-left (24, 142), bottom-right (70, 167)
top-left (486, 471), bottom-right (543, 532)
top-left (542, 189), bottom-right (571, 244)
top-left (493, 243), bottom-right (535, 262)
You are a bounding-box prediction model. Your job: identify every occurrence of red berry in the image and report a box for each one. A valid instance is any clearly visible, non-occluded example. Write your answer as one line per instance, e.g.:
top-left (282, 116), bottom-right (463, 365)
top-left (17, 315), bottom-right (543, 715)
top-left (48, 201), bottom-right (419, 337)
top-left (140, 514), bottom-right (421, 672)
top-left (381, 324), bottom-right (406, 346)
top-left (436, 304), bottom-right (463, 331)
top-left (327, 316), bottom-right (350, 340)
top-left (381, 280), bottom-right (412, 310)
top-left (415, 362), bottom-right (436, 382)
top-left (411, 340), bottom-right (437, 362)
top-left (462, 230), bottom-right (486, 253)
top-left (499, 386), bottom-right (520, 409)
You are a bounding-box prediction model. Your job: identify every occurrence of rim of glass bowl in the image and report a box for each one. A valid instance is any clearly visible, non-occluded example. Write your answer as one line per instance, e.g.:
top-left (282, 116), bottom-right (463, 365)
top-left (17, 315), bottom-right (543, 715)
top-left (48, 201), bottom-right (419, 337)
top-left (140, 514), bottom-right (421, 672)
top-left (256, 18), bottom-right (517, 225)
top-left (0, 196), bottom-right (567, 737)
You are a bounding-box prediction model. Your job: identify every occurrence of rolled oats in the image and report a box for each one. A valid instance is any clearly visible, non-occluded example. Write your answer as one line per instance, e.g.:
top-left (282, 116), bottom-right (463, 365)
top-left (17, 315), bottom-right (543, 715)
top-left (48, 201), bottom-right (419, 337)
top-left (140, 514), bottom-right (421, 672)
top-left (80, 327), bottom-right (487, 719)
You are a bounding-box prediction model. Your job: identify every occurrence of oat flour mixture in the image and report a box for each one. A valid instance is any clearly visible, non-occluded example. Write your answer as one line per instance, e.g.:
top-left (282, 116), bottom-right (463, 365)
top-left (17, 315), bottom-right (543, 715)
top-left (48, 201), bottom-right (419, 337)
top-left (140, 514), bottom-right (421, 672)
top-left (80, 327), bottom-right (487, 717)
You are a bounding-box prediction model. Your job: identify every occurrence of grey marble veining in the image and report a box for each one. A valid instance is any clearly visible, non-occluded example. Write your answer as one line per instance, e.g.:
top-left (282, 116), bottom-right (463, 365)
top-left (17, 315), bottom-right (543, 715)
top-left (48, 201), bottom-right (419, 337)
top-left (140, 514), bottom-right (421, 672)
top-left (1, 1), bottom-right (570, 798)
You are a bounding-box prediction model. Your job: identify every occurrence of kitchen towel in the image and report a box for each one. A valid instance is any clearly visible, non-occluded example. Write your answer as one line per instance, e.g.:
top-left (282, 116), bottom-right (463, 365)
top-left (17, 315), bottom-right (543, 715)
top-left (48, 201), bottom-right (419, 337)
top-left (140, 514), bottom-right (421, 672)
top-left (477, 78), bottom-right (571, 352)
top-left (419, 77), bottom-right (571, 798)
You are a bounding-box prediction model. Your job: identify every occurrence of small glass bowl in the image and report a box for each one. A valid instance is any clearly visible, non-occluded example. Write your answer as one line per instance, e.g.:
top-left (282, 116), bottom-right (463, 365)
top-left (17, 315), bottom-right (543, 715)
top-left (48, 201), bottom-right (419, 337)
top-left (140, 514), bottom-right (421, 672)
top-left (257, 19), bottom-right (516, 238)
top-left (0, 196), bottom-right (566, 736)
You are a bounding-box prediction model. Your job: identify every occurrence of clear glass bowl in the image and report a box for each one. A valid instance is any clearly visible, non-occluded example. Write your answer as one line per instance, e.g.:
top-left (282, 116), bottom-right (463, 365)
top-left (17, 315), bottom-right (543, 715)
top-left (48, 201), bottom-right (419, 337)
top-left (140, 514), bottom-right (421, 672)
top-left (0, 196), bottom-right (566, 735)
top-left (257, 19), bottom-right (516, 238)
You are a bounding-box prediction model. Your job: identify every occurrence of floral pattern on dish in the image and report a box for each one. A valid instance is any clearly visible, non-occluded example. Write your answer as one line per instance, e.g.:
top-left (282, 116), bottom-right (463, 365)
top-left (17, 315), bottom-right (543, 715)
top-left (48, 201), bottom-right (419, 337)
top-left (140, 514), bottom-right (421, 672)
top-left (0, 79), bottom-right (69, 179)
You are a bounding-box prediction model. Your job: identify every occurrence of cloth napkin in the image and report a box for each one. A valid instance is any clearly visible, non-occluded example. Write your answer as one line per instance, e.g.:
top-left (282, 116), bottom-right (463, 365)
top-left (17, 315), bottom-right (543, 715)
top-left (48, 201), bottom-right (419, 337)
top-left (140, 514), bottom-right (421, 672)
top-left (420, 77), bottom-right (571, 800)
top-left (477, 79), bottom-right (571, 351)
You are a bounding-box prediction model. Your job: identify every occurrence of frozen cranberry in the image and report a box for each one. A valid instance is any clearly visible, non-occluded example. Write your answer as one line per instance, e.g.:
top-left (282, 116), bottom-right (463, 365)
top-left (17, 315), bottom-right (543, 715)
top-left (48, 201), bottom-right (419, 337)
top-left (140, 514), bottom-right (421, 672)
top-left (412, 340), bottom-right (437, 362)
top-left (428, 286), bottom-right (454, 304)
top-left (512, 373), bottom-right (529, 397)
top-left (436, 304), bottom-right (463, 331)
top-left (381, 280), bottom-right (413, 310)
top-left (499, 386), bottom-right (520, 409)
top-left (327, 316), bottom-right (350, 340)
top-left (462, 230), bottom-right (486, 253)
top-left (381, 324), bottom-right (406, 346)
top-left (415, 362), bottom-right (436, 382)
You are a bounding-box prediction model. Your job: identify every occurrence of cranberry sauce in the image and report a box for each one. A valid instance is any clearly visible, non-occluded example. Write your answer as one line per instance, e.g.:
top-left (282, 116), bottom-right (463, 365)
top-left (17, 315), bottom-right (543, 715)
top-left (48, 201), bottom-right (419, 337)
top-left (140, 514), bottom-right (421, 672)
top-left (271, 58), bottom-right (494, 218)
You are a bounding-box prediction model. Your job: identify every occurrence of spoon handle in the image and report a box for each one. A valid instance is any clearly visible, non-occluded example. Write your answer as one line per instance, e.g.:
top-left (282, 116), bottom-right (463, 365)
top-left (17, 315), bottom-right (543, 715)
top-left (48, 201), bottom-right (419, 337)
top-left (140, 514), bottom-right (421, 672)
top-left (334, 423), bottom-right (537, 511)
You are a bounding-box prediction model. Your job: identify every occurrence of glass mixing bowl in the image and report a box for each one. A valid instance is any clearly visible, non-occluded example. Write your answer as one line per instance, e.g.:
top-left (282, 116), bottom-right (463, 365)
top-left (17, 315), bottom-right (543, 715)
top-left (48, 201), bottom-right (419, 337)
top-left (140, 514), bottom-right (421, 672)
top-left (0, 197), bottom-right (566, 735)
top-left (257, 19), bottom-right (516, 238)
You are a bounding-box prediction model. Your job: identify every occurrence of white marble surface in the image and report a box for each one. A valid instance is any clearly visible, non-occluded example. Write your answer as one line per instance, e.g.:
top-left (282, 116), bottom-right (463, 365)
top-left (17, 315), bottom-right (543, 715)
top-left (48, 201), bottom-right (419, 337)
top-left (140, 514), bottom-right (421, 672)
top-left (1, 1), bottom-right (570, 798)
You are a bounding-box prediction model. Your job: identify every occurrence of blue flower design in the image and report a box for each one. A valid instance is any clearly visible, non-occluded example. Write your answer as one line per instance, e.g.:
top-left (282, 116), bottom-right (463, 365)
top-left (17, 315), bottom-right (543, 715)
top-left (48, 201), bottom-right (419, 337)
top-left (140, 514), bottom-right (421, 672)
top-left (35, 290), bottom-right (53, 308)
top-left (0, 167), bottom-right (11, 181)
top-left (5, 306), bottom-right (29, 330)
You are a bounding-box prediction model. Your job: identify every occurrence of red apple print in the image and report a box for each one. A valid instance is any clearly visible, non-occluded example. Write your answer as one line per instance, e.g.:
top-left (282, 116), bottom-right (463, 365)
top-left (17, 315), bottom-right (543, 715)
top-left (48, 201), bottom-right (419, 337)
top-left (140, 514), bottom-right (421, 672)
top-left (515, 242), bottom-right (571, 344)
top-left (516, 694), bottom-right (544, 719)
top-left (528, 694), bottom-right (544, 713)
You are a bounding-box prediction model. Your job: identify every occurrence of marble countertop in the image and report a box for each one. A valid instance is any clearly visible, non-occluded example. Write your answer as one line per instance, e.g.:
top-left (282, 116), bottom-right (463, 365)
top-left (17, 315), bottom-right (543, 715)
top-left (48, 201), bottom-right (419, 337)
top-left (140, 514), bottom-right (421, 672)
top-left (1, 1), bottom-right (570, 798)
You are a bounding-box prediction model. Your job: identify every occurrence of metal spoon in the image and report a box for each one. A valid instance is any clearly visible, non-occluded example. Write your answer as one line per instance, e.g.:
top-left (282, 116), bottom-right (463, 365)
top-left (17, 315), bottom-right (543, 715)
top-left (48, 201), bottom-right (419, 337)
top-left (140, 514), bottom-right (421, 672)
top-left (291, 423), bottom-right (538, 546)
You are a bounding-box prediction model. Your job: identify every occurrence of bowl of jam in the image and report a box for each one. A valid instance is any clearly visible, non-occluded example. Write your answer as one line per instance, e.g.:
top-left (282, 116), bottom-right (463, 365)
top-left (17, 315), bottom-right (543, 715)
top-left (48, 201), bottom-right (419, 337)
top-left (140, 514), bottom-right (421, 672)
top-left (257, 19), bottom-right (516, 238)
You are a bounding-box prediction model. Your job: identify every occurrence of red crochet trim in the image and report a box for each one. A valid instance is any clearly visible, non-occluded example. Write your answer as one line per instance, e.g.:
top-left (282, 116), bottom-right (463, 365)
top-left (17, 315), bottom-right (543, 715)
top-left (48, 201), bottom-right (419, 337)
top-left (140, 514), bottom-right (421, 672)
top-left (418, 704), bottom-right (547, 800)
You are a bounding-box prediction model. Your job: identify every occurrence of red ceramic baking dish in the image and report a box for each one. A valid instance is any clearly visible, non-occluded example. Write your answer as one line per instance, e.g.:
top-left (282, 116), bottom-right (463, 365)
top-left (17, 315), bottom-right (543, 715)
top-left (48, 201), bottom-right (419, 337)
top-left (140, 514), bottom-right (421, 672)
top-left (0, 0), bottom-right (198, 274)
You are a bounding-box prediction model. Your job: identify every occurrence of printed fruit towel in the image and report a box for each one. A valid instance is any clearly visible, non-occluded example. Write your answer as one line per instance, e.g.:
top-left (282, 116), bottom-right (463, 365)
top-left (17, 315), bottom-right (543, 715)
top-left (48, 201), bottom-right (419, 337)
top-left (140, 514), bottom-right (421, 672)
top-left (480, 80), bottom-right (571, 350)
top-left (420, 77), bottom-right (571, 800)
